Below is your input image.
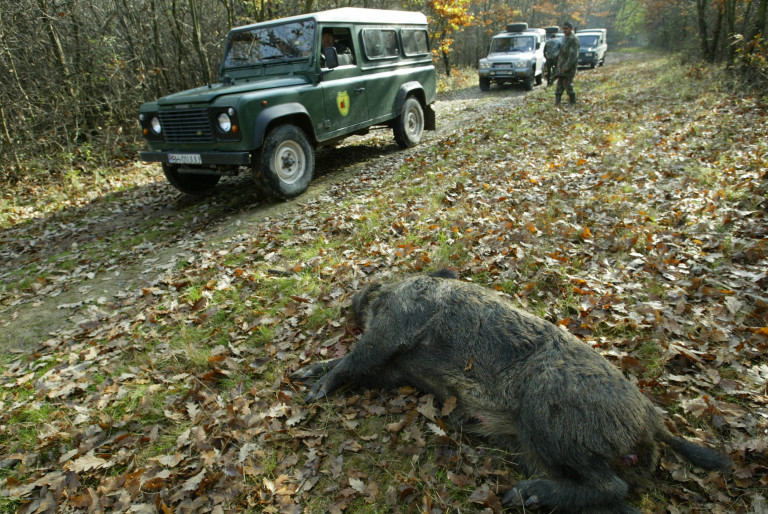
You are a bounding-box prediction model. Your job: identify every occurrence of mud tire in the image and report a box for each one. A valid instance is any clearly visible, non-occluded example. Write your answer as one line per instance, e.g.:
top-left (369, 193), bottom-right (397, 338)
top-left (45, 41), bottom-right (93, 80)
top-left (393, 97), bottom-right (424, 149)
top-left (254, 124), bottom-right (314, 199)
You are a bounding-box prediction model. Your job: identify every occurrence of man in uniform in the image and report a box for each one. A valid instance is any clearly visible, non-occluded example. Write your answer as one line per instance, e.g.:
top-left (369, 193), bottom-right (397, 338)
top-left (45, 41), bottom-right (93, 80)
top-left (543, 31), bottom-right (561, 87)
top-left (553, 22), bottom-right (579, 105)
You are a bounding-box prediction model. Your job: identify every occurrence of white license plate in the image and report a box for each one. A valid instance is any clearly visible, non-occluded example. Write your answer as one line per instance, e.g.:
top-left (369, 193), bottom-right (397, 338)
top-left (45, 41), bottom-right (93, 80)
top-left (168, 153), bottom-right (202, 165)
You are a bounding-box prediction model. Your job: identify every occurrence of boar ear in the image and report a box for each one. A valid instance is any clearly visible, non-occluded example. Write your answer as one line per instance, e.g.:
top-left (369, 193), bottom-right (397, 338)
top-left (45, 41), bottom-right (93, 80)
top-left (429, 268), bottom-right (458, 280)
top-left (351, 282), bottom-right (383, 326)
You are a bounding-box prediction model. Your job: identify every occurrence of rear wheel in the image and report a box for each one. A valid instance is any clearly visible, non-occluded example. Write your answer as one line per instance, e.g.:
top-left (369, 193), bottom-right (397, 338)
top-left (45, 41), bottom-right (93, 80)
top-left (162, 164), bottom-right (220, 195)
top-left (393, 97), bottom-right (424, 149)
top-left (254, 124), bottom-right (314, 199)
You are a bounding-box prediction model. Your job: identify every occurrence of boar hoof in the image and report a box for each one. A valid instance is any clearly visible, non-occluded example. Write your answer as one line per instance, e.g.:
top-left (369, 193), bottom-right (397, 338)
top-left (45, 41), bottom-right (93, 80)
top-left (291, 365), bottom-right (318, 381)
top-left (304, 389), bottom-right (326, 403)
top-left (291, 359), bottom-right (339, 382)
top-left (502, 480), bottom-right (552, 507)
top-left (303, 374), bottom-right (336, 402)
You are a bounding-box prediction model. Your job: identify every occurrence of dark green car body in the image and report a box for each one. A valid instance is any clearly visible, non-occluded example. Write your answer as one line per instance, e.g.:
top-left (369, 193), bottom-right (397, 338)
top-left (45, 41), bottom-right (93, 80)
top-left (139, 8), bottom-right (436, 198)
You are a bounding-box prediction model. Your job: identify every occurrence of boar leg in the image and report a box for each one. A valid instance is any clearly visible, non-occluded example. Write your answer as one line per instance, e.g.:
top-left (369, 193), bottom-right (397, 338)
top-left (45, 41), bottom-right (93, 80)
top-left (501, 461), bottom-right (637, 513)
top-left (301, 317), bottom-right (418, 402)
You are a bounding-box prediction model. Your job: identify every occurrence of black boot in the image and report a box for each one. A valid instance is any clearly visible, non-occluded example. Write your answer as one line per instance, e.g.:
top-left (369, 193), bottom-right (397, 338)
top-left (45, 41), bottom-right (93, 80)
top-left (569, 93), bottom-right (576, 104)
top-left (555, 94), bottom-right (562, 105)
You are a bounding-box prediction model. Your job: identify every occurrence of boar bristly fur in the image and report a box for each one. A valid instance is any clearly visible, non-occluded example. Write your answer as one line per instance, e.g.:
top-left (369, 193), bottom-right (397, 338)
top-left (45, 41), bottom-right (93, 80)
top-left (292, 273), bottom-right (730, 513)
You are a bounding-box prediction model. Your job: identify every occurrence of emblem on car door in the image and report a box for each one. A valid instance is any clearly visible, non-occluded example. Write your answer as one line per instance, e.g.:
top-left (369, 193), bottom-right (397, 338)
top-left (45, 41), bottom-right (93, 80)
top-left (336, 90), bottom-right (350, 117)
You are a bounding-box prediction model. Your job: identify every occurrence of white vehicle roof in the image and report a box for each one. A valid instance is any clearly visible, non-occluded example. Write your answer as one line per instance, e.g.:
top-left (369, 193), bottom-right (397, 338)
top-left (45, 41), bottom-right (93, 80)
top-left (233, 7), bottom-right (428, 33)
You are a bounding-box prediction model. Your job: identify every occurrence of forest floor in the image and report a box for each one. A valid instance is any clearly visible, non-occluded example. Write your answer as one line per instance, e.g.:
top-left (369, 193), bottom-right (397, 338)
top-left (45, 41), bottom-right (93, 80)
top-left (1, 53), bottom-right (767, 513)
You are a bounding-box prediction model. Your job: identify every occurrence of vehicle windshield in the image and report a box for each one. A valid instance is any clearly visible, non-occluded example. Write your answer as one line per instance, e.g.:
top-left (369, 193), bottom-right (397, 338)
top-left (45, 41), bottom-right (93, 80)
top-left (223, 19), bottom-right (315, 68)
top-left (577, 34), bottom-right (599, 47)
top-left (490, 35), bottom-right (535, 53)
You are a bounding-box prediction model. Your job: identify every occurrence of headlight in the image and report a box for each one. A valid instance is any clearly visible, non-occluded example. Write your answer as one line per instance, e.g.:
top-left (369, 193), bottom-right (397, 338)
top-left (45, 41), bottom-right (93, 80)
top-left (479, 59), bottom-right (490, 69)
top-left (514, 62), bottom-right (527, 69)
top-left (150, 117), bottom-right (162, 134)
top-left (218, 113), bottom-right (232, 133)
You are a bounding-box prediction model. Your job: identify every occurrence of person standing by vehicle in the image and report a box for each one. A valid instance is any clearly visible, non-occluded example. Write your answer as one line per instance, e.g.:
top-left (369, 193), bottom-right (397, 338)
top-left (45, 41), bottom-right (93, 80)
top-left (543, 32), bottom-right (561, 87)
top-left (554, 22), bottom-right (579, 105)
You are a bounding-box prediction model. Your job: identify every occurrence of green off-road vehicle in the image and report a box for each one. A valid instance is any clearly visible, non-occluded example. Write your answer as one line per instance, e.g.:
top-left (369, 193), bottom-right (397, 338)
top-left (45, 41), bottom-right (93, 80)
top-left (139, 8), bottom-right (436, 198)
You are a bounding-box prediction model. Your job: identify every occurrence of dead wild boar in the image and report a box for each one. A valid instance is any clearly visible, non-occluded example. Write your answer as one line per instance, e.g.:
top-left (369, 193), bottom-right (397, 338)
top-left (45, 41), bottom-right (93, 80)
top-left (292, 272), bottom-right (730, 513)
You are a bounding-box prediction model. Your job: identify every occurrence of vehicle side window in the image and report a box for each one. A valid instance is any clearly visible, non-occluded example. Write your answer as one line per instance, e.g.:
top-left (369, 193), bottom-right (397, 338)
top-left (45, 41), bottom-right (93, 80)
top-left (363, 29), bottom-right (400, 59)
top-left (402, 29), bottom-right (429, 56)
top-left (320, 27), bottom-right (355, 68)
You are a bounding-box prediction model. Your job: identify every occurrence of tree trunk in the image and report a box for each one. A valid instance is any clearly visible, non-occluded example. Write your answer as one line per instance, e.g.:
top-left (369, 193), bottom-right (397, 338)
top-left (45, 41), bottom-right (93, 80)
top-left (442, 45), bottom-right (452, 76)
top-left (696, 0), bottom-right (712, 59)
top-left (150, 0), bottom-right (171, 93)
top-left (755, 0), bottom-right (768, 41)
top-left (37, 0), bottom-right (73, 86)
top-left (169, 0), bottom-right (188, 88)
top-left (189, 0), bottom-right (211, 84)
top-left (710, 4), bottom-right (723, 61)
top-left (724, 0), bottom-right (736, 64)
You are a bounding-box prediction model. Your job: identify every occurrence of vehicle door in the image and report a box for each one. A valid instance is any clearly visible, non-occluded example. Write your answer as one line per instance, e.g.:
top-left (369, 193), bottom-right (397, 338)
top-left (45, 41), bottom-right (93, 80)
top-left (361, 27), bottom-right (403, 123)
top-left (319, 26), bottom-right (370, 138)
top-left (535, 35), bottom-right (545, 73)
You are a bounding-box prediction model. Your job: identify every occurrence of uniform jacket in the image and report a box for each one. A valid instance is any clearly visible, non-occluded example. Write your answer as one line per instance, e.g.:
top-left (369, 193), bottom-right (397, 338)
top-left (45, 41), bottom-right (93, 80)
top-left (544, 38), bottom-right (561, 60)
top-left (556, 33), bottom-right (579, 76)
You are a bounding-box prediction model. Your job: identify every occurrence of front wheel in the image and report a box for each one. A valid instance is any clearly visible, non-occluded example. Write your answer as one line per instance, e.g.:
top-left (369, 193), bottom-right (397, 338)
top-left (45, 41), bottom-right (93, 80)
top-left (479, 78), bottom-right (490, 91)
top-left (535, 73), bottom-right (543, 86)
top-left (523, 76), bottom-right (534, 91)
top-left (254, 124), bottom-right (314, 199)
top-left (162, 164), bottom-right (220, 195)
top-left (393, 97), bottom-right (424, 149)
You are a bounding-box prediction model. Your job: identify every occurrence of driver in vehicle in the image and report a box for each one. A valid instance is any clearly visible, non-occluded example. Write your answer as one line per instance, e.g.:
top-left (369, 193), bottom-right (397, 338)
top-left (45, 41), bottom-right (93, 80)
top-left (321, 28), bottom-right (353, 66)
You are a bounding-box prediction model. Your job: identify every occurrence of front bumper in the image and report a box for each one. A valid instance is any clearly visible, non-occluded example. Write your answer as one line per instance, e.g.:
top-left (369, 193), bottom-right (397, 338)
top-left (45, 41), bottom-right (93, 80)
top-left (140, 151), bottom-right (251, 166)
top-left (579, 54), bottom-right (598, 66)
top-left (479, 67), bottom-right (533, 81)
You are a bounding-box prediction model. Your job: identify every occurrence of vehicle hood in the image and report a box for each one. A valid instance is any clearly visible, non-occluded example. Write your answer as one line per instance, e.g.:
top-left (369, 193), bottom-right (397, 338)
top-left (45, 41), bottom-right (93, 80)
top-left (486, 51), bottom-right (536, 63)
top-left (156, 76), bottom-right (311, 106)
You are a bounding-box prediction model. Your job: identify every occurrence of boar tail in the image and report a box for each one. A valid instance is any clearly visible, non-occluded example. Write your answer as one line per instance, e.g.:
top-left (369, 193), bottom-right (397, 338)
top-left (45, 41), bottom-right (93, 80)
top-left (658, 428), bottom-right (731, 471)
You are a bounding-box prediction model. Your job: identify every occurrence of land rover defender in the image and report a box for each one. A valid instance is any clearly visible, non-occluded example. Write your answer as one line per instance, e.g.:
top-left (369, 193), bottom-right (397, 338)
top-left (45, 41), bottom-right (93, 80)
top-left (139, 8), bottom-right (437, 198)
